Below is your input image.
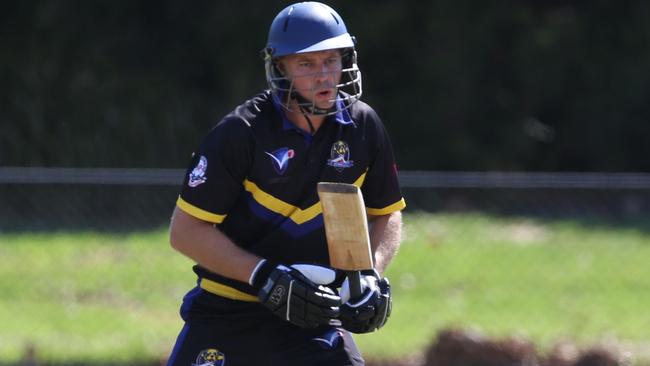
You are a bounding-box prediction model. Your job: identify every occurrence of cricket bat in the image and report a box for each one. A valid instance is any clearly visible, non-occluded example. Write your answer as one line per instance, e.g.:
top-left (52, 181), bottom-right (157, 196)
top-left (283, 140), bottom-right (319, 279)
top-left (317, 182), bottom-right (374, 301)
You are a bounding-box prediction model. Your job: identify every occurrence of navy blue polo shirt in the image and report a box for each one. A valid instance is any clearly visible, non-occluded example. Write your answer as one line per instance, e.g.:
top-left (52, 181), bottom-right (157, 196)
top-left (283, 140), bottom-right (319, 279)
top-left (177, 90), bottom-right (405, 297)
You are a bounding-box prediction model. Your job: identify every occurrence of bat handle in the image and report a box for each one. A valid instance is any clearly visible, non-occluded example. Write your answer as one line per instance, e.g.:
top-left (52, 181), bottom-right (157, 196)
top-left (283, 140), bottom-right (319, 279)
top-left (347, 270), bottom-right (363, 301)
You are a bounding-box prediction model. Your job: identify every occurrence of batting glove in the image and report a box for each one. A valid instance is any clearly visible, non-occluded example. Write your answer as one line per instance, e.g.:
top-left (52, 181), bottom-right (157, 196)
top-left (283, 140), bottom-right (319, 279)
top-left (339, 269), bottom-right (392, 334)
top-left (250, 260), bottom-right (341, 328)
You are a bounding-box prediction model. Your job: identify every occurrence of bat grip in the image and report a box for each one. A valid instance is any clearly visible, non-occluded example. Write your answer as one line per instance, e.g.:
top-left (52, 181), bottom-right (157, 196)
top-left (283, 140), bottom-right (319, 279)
top-left (347, 271), bottom-right (363, 301)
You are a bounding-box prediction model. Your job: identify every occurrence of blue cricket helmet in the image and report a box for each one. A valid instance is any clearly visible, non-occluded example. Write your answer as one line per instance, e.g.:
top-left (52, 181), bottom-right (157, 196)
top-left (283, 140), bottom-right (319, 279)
top-left (262, 2), bottom-right (362, 115)
top-left (265, 2), bottom-right (355, 57)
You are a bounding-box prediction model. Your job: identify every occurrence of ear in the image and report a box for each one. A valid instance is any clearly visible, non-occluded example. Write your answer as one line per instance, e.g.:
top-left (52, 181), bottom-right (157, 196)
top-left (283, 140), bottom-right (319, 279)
top-left (275, 58), bottom-right (287, 76)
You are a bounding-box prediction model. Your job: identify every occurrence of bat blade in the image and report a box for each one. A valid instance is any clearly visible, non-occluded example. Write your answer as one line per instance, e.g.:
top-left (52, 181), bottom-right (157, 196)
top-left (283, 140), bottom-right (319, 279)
top-left (317, 182), bottom-right (373, 271)
top-left (317, 182), bottom-right (373, 300)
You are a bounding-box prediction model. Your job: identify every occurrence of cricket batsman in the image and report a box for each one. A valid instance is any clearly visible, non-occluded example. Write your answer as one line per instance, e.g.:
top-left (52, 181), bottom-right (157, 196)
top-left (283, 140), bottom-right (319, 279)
top-left (166, 2), bottom-right (405, 365)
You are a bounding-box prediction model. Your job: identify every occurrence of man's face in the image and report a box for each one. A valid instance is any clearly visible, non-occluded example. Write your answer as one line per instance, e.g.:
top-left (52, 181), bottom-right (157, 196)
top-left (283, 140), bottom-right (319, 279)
top-left (278, 49), bottom-right (343, 110)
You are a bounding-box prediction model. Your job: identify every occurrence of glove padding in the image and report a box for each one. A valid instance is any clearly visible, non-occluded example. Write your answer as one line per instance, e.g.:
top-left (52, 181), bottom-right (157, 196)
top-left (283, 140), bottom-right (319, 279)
top-left (252, 261), bottom-right (341, 328)
top-left (339, 270), bottom-right (392, 334)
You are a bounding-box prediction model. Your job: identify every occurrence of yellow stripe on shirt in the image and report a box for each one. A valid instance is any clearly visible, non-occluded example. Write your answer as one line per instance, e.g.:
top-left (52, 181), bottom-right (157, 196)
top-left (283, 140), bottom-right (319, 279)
top-left (243, 171), bottom-right (367, 225)
top-left (176, 196), bottom-right (227, 224)
top-left (177, 171), bottom-right (371, 225)
top-left (366, 197), bottom-right (407, 216)
top-left (352, 172), bottom-right (367, 187)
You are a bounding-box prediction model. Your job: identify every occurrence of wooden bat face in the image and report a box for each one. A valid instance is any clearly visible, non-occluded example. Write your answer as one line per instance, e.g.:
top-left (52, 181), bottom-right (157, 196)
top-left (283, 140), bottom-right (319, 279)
top-left (317, 182), bottom-right (374, 271)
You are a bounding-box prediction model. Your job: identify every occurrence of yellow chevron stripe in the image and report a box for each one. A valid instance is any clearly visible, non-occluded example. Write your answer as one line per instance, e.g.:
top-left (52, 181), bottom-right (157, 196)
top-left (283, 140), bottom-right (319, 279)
top-left (366, 197), bottom-right (406, 216)
top-left (200, 278), bottom-right (259, 302)
top-left (244, 171), bottom-right (367, 225)
top-left (176, 196), bottom-right (227, 224)
top-left (352, 172), bottom-right (367, 187)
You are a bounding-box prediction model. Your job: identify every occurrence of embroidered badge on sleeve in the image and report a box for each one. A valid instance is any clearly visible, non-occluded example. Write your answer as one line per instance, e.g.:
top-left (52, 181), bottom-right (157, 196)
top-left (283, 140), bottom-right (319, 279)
top-left (188, 156), bottom-right (208, 187)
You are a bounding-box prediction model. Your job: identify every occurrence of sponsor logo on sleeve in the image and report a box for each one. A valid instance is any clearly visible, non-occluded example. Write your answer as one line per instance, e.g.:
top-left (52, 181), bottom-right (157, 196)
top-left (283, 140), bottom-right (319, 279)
top-left (188, 155), bottom-right (208, 187)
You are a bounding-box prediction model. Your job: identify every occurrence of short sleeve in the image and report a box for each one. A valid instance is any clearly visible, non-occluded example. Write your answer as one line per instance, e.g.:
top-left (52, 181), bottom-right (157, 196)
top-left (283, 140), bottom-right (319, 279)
top-left (361, 113), bottom-right (406, 215)
top-left (177, 118), bottom-right (253, 223)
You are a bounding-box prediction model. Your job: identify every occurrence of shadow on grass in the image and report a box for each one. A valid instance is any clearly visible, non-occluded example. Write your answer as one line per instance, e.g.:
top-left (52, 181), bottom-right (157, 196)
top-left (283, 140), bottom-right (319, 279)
top-left (6, 328), bottom-right (637, 366)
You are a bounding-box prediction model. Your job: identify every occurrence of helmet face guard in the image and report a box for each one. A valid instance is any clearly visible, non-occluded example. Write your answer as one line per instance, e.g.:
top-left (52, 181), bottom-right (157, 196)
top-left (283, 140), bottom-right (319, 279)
top-left (264, 49), bottom-right (362, 115)
top-left (262, 2), bottom-right (363, 115)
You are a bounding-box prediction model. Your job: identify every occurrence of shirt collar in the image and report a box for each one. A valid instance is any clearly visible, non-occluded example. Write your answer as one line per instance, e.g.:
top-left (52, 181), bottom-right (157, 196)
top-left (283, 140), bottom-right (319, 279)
top-left (271, 93), bottom-right (356, 131)
top-left (333, 98), bottom-right (355, 126)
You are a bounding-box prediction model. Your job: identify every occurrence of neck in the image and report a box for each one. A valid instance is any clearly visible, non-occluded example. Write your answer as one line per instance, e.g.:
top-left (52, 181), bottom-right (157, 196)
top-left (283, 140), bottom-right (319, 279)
top-left (286, 104), bottom-right (326, 135)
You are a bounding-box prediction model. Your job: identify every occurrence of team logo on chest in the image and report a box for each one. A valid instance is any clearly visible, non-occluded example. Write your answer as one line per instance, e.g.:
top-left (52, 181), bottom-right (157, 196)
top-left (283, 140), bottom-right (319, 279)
top-left (265, 147), bottom-right (295, 175)
top-left (327, 140), bottom-right (354, 172)
top-left (192, 348), bottom-right (225, 366)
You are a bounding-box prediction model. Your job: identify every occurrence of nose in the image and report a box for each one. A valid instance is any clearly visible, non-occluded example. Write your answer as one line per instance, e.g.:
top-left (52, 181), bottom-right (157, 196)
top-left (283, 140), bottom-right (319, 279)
top-left (316, 63), bottom-right (335, 82)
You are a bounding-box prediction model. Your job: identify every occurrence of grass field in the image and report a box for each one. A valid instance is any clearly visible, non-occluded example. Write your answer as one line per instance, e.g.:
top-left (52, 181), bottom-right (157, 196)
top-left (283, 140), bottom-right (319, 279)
top-left (1, 212), bottom-right (650, 364)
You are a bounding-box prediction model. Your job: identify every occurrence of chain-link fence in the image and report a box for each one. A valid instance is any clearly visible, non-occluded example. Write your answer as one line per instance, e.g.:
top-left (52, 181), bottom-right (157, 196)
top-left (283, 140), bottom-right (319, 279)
top-left (2, 168), bottom-right (650, 230)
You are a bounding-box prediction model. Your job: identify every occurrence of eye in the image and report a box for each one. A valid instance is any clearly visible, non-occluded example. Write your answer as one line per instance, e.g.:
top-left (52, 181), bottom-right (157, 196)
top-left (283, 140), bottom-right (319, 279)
top-left (326, 57), bottom-right (341, 65)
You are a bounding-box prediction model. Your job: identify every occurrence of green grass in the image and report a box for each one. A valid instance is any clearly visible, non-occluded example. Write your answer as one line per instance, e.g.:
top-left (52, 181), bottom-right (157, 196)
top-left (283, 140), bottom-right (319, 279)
top-left (0, 231), bottom-right (196, 364)
top-left (357, 213), bottom-right (650, 362)
top-left (2, 212), bottom-right (650, 363)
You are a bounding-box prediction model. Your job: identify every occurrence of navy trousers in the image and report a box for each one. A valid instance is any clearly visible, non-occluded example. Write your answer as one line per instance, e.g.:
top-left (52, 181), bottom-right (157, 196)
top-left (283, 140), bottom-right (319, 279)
top-left (166, 286), bottom-right (364, 366)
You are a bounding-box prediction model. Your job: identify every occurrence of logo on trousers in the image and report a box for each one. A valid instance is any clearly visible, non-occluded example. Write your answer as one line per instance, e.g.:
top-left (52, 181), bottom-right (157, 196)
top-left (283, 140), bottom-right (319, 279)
top-left (193, 348), bottom-right (225, 366)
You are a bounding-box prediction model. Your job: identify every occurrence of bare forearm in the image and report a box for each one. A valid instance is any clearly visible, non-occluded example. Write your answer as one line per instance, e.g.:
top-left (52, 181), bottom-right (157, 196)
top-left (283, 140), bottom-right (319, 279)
top-left (169, 206), bottom-right (261, 284)
top-left (368, 211), bottom-right (402, 274)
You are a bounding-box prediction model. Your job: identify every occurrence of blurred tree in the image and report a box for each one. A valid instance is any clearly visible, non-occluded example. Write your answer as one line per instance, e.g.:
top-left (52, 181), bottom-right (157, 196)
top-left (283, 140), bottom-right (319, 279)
top-left (1, 0), bottom-right (649, 171)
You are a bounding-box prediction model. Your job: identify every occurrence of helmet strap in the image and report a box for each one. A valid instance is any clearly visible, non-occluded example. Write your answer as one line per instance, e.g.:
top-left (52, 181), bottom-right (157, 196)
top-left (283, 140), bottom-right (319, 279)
top-left (290, 91), bottom-right (337, 116)
top-left (298, 105), bottom-right (317, 135)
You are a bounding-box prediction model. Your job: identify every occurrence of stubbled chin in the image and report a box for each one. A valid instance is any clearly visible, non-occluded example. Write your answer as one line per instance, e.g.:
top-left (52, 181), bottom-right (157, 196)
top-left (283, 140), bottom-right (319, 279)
top-left (315, 100), bottom-right (336, 110)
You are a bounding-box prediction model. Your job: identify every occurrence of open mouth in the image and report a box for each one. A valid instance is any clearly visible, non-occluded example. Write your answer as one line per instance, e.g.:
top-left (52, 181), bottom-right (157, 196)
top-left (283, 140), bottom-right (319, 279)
top-left (316, 89), bottom-right (334, 99)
